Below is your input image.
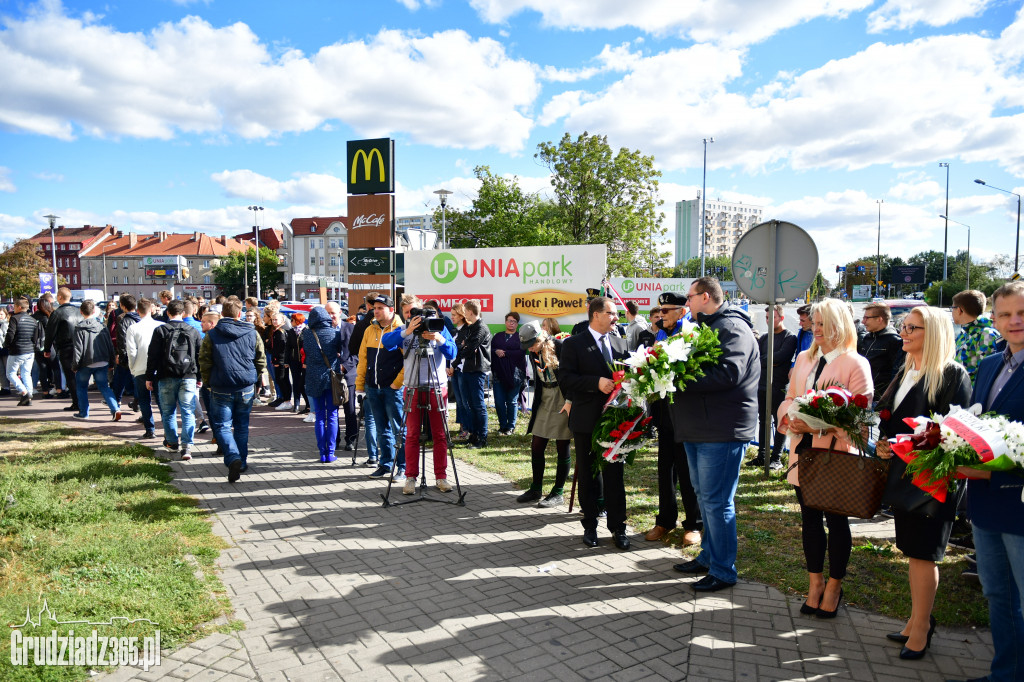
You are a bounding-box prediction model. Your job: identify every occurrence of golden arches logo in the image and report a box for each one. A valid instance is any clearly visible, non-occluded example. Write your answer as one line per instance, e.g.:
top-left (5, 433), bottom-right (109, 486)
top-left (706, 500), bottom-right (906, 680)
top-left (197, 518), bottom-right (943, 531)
top-left (351, 148), bottom-right (386, 184)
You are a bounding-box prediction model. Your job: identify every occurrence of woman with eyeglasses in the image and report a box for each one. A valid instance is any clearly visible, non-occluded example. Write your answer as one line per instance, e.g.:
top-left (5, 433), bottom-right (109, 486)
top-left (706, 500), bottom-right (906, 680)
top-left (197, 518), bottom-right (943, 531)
top-left (873, 306), bottom-right (971, 660)
top-left (778, 298), bottom-right (873, 621)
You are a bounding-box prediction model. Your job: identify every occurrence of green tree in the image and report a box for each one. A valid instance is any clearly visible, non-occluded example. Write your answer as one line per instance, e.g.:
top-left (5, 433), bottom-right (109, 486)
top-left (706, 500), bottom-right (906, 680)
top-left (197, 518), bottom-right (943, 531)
top-left (807, 269), bottom-right (832, 301)
top-left (671, 256), bottom-right (732, 279)
top-left (0, 240), bottom-right (66, 298)
top-left (211, 247), bottom-right (282, 298)
top-left (536, 132), bottom-right (664, 275)
top-left (923, 250), bottom-right (1002, 305)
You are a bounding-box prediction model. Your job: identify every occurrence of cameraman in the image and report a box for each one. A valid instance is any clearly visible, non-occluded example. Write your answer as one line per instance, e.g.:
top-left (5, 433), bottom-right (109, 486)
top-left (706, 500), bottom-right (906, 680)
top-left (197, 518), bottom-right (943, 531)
top-left (383, 295), bottom-right (458, 494)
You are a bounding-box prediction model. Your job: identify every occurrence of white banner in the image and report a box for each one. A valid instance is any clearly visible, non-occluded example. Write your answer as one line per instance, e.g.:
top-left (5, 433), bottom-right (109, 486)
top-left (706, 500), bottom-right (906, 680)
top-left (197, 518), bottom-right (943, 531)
top-left (610, 277), bottom-right (695, 313)
top-left (406, 245), bottom-right (607, 328)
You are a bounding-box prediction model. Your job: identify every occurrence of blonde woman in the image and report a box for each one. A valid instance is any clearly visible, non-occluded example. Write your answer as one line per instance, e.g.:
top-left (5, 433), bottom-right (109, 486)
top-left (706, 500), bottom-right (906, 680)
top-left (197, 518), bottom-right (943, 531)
top-left (516, 322), bottom-right (572, 507)
top-left (875, 306), bottom-right (970, 660)
top-left (778, 298), bottom-right (873, 619)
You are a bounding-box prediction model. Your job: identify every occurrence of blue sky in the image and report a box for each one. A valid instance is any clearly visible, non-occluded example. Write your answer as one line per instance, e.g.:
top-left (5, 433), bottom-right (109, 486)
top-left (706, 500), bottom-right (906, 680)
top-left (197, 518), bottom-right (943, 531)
top-left (2, 0), bottom-right (1023, 282)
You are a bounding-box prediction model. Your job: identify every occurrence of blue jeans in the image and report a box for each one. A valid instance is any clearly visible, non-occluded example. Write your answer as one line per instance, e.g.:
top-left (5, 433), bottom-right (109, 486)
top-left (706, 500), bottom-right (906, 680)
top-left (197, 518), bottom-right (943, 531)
top-left (311, 392), bottom-right (338, 461)
top-left (493, 377), bottom-right (522, 432)
top-left (111, 364), bottom-right (134, 404)
top-left (365, 386), bottom-right (404, 470)
top-left (362, 396), bottom-right (378, 461)
top-left (210, 386), bottom-right (254, 468)
top-left (683, 441), bottom-right (746, 584)
top-left (75, 366), bottom-right (119, 418)
top-left (459, 371), bottom-right (488, 443)
top-left (974, 524), bottom-right (1024, 681)
top-left (157, 377), bottom-right (197, 447)
top-left (133, 375), bottom-right (156, 432)
top-left (6, 353), bottom-right (34, 396)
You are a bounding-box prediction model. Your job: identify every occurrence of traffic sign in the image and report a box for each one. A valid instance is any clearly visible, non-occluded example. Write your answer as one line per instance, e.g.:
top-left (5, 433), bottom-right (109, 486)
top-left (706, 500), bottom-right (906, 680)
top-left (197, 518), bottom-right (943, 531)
top-left (731, 220), bottom-right (818, 304)
top-left (347, 249), bottom-right (392, 274)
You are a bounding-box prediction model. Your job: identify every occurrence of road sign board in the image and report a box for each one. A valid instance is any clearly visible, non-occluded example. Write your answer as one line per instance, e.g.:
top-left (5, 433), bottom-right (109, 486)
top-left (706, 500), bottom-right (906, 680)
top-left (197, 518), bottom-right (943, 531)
top-left (731, 221), bottom-right (818, 304)
top-left (347, 249), bottom-right (392, 274)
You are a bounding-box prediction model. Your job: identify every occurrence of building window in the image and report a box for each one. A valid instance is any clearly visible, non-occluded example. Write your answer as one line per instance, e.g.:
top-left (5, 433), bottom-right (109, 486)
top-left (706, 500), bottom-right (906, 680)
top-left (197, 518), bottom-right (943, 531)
top-left (123, 260), bottom-right (128, 269)
top-left (319, 239), bottom-right (324, 249)
top-left (72, 274), bottom-right (78, 284)
top-left (112, 261), bottom-right (118, 269)
top-left (319, 257), bottom-right (324, 266)
top-left (138, 276), bottom-right (144, 284)
top-left (57, 258), bottom-right (63, 267)
top-left (203, 260), bottom-right (210, 268)
top-left (330, 256), bottom-right (337, 267)
top-left (204, 275), bottom-right (211, 284)
top-left (310, 256), bottom-right (316, 266)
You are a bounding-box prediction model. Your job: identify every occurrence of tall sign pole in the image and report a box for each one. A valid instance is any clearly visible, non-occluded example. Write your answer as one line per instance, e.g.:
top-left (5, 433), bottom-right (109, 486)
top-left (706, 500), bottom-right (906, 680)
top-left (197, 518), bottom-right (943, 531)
top-left (44, 214), bottom-right (59, 283)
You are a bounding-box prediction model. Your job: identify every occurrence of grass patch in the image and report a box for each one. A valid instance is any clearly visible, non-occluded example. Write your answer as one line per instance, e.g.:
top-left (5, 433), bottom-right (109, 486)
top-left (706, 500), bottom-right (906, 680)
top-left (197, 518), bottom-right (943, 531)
top-left (455, 408), bottom-right (989, 627)
top-left (0, 418), bottom-right (231, 681)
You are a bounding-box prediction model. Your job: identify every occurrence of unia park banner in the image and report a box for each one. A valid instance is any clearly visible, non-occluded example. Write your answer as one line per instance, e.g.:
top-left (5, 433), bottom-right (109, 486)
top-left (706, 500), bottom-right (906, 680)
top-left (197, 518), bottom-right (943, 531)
top-left (406, 245), bottom-right (607, 329)
top-left (611, 277), bottom-right (696, 314)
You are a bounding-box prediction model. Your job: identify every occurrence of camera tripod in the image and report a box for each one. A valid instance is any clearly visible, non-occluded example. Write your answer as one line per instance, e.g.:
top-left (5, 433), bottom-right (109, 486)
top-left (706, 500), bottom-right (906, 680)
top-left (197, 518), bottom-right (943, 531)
top-left (382, 338), bottom-right (466, 507)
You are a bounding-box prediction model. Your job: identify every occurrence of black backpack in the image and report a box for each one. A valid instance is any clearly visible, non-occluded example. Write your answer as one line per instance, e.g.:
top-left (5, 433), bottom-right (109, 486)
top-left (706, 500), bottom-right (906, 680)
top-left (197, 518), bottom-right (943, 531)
top-left (164, 325), bottom-right (195, 376)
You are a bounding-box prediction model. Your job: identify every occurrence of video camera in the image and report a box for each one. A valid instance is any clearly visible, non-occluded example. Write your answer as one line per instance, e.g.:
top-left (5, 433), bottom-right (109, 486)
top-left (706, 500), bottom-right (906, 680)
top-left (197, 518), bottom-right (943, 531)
top-left (408, 307), bottom-right (446, 333)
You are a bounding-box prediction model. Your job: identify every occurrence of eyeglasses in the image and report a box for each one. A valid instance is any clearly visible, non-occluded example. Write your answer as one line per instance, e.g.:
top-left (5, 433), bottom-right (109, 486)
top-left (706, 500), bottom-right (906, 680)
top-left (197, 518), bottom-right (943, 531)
top-left (862, 315), bottom-right (880, 320)
top-left (901, 324), bottom-right (926, 334)
top-left (685, 292), bottom-right (703, 301)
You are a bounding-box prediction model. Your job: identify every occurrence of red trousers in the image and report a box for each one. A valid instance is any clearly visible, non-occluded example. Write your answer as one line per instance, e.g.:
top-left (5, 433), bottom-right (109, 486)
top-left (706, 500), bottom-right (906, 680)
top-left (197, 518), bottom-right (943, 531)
top-left (404, 387), bottom-right (449, 479)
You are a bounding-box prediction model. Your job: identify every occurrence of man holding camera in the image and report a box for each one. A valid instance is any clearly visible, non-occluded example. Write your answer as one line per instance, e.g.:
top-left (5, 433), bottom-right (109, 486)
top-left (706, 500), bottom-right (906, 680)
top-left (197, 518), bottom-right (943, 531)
top-left (383, 295), bottom-right (458, 494)
top-left (356, 295), bottom-right (406, 480)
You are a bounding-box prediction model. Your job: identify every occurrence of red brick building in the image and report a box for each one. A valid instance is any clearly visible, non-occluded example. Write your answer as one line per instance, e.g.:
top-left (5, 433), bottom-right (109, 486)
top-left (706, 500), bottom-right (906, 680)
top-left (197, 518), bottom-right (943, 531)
top-left (28, 224), bottom-right (116, 287)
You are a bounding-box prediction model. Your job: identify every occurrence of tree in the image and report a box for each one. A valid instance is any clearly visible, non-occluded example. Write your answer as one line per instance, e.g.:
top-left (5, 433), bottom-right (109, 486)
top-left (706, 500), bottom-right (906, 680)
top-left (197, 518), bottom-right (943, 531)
top-left (671, 256), bottom-right (732, 279)
top-left (210, 247), bottom-right (283, 298)
top-left (536, 132), bottom-right (664, 275)
top-left (0, 240), bottom-right (66, 298)
top-left (923, 249), bottom-right (1002, 305)
top-left (807, 270), bottom-right (831, 301)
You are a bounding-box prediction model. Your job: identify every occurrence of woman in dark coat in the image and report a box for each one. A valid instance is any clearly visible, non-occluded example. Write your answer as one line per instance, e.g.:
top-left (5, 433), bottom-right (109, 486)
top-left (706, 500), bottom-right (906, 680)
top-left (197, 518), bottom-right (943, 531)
top-left (301, 307), bottom-right (342, 463)
top-left (267, 313), bottom-right (292, 409)
top-left (875, 305), bottom-right (971, 660)
top-left (286, 313), bottom-right (309, 414)
top-left (515, 321), bottom-right (572, 508)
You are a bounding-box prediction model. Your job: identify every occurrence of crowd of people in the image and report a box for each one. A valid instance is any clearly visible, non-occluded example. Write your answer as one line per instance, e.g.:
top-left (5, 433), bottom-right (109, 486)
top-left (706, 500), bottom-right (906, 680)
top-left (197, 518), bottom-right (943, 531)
top-left (3, 279), bottom-right (1023, 680)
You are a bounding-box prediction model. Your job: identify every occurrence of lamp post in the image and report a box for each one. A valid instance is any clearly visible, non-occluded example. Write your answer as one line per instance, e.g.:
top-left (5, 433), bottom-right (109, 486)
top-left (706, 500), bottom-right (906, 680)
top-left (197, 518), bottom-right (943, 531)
top-left (940, 215), bottom-right (971, 290)
top-left (876, 199), bottom-right (883, 299)
top-left (248, 205), bottom-right (263, 299)
top-left (700, 137), bottom-right (714, 277)
top-left (939, 163), bottom-right (949, 307)
top-left (44, 214), bottom-right (59, 283)
top-left (433, 189), bottom-right (452, 248)
top-left (975, 179), bottom-right (1021, 275)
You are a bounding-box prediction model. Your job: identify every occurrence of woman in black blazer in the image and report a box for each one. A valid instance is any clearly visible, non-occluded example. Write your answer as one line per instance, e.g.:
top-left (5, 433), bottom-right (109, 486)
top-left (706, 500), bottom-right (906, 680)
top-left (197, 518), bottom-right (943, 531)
top-left (875, 306), bottom-right (971, 661)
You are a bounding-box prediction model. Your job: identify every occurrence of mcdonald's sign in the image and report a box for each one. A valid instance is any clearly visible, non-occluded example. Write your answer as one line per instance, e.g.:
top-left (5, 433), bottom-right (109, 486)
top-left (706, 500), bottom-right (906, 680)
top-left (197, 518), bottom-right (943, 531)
top-left (347, 138), bottom-right (395, 195)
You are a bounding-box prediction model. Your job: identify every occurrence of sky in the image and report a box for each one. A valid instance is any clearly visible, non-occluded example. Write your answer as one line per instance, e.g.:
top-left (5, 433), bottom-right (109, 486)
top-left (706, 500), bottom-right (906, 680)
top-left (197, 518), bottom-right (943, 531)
top-left (1, 0), bottom-right (1023, 284)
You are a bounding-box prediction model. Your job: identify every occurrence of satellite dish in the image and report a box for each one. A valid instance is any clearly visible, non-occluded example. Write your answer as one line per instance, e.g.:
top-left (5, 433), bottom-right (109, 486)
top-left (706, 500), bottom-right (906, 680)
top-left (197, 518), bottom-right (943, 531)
top-left (731, 220), bottom-right (818, 304)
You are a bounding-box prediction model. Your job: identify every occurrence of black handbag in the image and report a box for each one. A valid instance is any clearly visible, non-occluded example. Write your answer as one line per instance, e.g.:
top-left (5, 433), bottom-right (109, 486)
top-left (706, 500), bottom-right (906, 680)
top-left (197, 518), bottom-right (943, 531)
top-left (311, 330), bottom-right (349, 407)
top-left (882, 456), bottom-right (962, 520)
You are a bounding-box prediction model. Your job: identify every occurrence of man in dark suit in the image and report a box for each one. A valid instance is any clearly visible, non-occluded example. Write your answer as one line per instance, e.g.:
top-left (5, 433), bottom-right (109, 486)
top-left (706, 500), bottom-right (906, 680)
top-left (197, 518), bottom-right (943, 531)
top-left (955, 280), bottom-right (1024, 682)
top-left (558, 296), bottom-right (630, 550)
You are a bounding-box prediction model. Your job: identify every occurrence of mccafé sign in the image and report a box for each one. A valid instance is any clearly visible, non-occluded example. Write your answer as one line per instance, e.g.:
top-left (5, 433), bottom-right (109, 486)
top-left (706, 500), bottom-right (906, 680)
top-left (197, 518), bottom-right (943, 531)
top-left (347, 138), bottom-right (395, 195)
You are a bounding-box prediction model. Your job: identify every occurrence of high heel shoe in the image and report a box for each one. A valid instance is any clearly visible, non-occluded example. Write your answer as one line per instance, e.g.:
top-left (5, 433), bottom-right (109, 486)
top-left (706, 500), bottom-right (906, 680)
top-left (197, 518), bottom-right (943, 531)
top-left (815, 588), bottom-right (844, 618)
top-left (887, 614), bottom-right (935, 644)
top-left (899, 616), bottom-right (936, 660)
top-left (800, 600), bottom-right (818, 615)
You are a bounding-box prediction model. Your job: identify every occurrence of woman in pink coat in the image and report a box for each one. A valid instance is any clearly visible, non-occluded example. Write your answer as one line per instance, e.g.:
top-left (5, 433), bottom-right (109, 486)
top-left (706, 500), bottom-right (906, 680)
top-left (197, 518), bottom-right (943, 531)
top-left (778, 298), bottom-right (873, 619)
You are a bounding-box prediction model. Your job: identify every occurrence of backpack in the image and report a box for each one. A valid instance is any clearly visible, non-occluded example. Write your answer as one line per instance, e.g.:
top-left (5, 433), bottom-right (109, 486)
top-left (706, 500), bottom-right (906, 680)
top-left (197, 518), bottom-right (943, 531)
top-left (164, 325), bottom-right (195, 376)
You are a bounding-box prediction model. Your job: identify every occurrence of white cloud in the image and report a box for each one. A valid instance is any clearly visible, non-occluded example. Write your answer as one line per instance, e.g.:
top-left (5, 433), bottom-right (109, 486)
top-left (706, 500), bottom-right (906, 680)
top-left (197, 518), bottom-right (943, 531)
top-left (468, 0), bottom-right (872, 46)
top-left (867, 0), bottom-right (992, 32)
top-left (32, 171), bottom-right (64, 182)
top-left (211, 169), bottom-right (347, 206)
top-left (0, 4), bottom-right (539, 152)
top-left (889, 179), bottom-right (942, 201)
top-left (0, 167), bottom-right (14, 192)
top-left (394, 0), bottom-right (439, 9)
top-left (541, 30), bottom-right (1024, 176)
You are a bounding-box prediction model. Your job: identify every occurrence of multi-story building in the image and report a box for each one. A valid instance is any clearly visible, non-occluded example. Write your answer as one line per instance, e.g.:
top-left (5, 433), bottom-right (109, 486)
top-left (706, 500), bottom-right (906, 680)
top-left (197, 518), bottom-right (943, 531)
top-left (675, 197), bottom-right (763, 264)
top-left (283, 216), bottom-right (349, 300)
top-left (28, 224), bottom-right (117, 287)
top-left (78, 231), bottom-right (253, 300)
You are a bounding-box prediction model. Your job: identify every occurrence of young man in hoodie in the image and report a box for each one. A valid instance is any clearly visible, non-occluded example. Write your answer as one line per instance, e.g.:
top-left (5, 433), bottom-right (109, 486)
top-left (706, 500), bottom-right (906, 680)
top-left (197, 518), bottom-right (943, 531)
top-left (383, 296), bottom-right (458, 494)
top-left (146, 299), bottom-right (202, 461)
top-left (4, 296), bottom-right (45, 406)
top-left (669, 277), bottom-right (760, 593)
top-left (355, 295), bottom-right (406, 480)
top-left (200, 298), bottom-right (266, 483)
top-left (952, 289), bottom-right (1002, 382)
top-left (125, 298), bottom-right (164, 440)
top-left (70, 300), bottom-right (121, 421)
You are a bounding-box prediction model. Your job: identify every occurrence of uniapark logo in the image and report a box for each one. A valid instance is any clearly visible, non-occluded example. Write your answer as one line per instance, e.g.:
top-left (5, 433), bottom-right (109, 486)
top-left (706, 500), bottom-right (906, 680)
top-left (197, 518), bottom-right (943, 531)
top-left (430, 252), bottom-right (575, 285)
top-left (618, 279), bottom-right (688, 294)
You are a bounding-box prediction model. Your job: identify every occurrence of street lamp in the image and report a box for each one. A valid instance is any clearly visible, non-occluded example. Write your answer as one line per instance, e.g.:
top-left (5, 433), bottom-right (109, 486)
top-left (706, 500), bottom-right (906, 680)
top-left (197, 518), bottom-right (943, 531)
top-left (248, 205), bottom-right (263, 299)
top-left (700, 137), bottom-right (714, 277)
top-left (44, 214), bottom-right (59, 283)
top-left (939, 163), bottom-right (949, 307)
top-left (940, 215), bottom-right (971, 290)
top-left (433, 189), bottom-right (452, 248)
top-left (876, 199), bottom-right (883, 299)
top-left (974, 178), bottom-right (1021, 275)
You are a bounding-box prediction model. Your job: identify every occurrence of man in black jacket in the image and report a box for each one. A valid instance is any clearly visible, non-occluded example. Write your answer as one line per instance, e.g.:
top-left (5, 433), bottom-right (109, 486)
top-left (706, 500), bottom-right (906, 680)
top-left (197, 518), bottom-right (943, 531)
top-left (70, 300), bottom-right (121, 420)
top-left (857, 302), bottom-right (903, 400)
top-left (749, 304), bottom-right (798, 470)
top-left (455, 299), bottom-right (492, 448)
top-left (558, 296), bottom-right (630, 550)
top-left (669, 277), bottom-right (760, 592)
top-left (146, 300), bottom-right (202, 461)
top-left (44, 287), bottom-right (83, 411)
top-left (5, 296), bottom-right (45, 406)
top-left (112, 293), bottom-right (140, 409)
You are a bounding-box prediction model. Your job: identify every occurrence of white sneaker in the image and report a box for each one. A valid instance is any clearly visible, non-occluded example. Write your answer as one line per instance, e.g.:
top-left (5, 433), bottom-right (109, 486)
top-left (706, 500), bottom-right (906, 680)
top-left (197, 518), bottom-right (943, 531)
top-left (180, 445), bottom-right (193, 462)
top-left (303, 413), bottom-right (316, 423)
top-left (436, 479), bottom-right (453, 493)
top-left (274, 401), bottom-right (293, 411)
top-left (403, 478), bottom-right (417, 495)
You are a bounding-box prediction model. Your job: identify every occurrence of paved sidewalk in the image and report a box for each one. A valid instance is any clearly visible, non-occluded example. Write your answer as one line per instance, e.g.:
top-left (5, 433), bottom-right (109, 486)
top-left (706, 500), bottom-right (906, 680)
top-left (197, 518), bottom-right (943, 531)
top-left (5, 397), bottom-right (995, 681)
